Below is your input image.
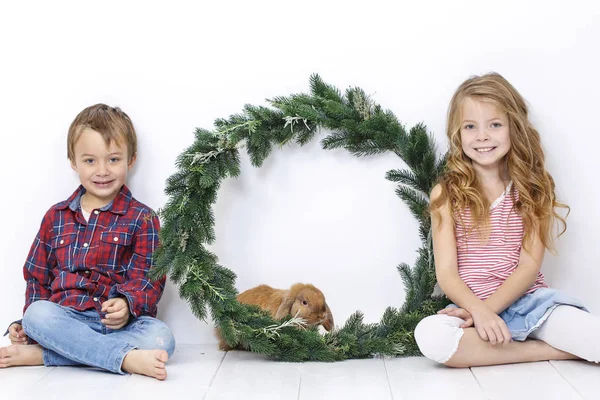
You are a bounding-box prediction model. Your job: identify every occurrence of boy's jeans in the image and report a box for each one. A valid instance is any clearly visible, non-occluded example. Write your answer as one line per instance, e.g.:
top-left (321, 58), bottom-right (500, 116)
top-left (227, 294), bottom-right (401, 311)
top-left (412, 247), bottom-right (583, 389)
top-left (21, 300), bottom-right (176, 374)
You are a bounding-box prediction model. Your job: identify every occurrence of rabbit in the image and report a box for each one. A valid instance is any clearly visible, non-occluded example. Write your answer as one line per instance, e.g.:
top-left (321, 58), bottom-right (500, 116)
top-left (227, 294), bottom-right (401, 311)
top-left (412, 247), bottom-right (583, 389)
top-left (217, 282), bottom-right (334, 351)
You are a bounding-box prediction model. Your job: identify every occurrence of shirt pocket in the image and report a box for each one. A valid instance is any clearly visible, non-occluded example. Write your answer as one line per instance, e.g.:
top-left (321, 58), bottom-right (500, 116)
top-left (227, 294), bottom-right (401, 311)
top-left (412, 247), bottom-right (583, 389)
top-left (50, 232), bottom-right (76, 271)
top-left (98, 230), bottom-right (133, 274)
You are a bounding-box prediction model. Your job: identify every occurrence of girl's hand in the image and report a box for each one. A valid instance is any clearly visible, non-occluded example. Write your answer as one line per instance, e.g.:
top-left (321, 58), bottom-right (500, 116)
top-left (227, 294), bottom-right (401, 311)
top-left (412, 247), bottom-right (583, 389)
top-left (437, 307), bottom-right (474, 328)
top-left (470, 306), bottom-right (512, 345)
top-left (8, 323), bottom-right (28, 345)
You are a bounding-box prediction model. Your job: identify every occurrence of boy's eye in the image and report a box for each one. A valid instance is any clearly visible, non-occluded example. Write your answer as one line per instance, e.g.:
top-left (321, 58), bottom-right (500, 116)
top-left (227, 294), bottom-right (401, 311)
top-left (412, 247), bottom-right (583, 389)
top-left (84, 159), bottom-right (94, 164)
top-left (109, 158), bottom-right (120, 163)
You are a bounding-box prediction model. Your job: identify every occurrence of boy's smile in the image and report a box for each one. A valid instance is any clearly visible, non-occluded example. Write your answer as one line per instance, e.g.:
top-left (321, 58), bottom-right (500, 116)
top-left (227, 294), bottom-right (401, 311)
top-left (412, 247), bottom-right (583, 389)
top-left (70, 128), bottom-right (136, 211)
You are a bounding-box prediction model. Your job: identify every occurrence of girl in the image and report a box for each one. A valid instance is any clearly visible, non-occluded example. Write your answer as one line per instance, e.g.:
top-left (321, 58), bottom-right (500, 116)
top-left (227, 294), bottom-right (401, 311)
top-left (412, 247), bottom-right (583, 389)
top-left (414, 73), bottom-right (600, 367)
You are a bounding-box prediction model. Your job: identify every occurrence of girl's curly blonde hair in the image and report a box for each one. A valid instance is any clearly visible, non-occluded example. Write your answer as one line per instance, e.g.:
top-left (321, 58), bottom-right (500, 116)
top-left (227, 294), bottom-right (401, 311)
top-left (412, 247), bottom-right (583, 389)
top-left (431, 72), bottom-right (568, 251)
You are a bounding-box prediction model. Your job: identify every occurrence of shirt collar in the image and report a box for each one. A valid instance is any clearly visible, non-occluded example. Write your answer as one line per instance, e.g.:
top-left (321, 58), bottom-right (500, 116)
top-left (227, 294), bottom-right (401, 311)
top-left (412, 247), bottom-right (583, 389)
top-left (57, 185), bottom-right (132, 215)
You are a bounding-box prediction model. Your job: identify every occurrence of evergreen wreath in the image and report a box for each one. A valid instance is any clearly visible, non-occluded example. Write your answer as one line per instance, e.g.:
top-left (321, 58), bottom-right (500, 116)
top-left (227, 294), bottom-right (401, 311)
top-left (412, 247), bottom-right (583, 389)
top-left (151, 75), bottom-right (450, 361)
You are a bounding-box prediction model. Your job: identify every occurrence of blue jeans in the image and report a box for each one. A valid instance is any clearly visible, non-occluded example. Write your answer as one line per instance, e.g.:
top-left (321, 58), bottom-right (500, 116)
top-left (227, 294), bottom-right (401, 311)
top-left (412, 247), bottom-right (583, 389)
top-left (21, 300), bottom-right (176, 374)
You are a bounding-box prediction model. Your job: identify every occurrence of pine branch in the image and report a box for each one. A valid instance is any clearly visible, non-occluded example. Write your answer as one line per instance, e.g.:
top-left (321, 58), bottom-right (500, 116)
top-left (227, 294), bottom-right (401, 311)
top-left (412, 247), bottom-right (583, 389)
top-left (154, 74), bottom-right (449, 361)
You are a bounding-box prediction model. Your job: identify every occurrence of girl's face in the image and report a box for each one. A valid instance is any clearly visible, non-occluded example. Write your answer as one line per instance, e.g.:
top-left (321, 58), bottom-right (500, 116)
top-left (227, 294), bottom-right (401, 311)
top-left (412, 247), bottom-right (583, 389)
top-left (459, 97), bottom-right (511, 173)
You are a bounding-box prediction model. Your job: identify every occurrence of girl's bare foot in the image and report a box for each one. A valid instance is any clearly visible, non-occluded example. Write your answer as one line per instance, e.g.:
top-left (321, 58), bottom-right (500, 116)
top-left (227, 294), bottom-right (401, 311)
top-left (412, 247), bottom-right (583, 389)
top-left (0, 344), bottom-right (44, 368)
top-left (121, 349), bottom-right (169, 380)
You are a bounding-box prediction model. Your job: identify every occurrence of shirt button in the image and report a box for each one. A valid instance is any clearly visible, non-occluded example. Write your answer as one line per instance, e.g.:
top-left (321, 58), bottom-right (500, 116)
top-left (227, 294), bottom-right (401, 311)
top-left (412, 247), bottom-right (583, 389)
top-left (84, 271), bottom-right (90, 274)
top-left (83, 243), bottom-right (89, 248)
top-left (113, 237), bottom-right (119, 242)
top-left (94, 210), bottom-right (100, 215)
top-left (59, 239), bottom-right (64, 245)
top-left (93, 297), bottom-right (98, 302)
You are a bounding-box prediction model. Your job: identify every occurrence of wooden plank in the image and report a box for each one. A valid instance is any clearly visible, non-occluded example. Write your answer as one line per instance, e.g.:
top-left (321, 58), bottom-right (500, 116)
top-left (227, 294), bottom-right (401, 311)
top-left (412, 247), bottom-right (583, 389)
top-left (1, 366), bottom-right (56, 398)
top-left (385, 357), bottom-right (486, 400)
top-left (300, 358), bottom-right (392, 399)
top-left (550, 360), bottom-right (600, 400)
top-left (27, 366), bottom-right (130, 400)
top-left (123, 344), bottom-right (226, 398)
top-left (471, 361), bottom-right (582, 400)
top-left (204, 350), bottom-right (302, 400)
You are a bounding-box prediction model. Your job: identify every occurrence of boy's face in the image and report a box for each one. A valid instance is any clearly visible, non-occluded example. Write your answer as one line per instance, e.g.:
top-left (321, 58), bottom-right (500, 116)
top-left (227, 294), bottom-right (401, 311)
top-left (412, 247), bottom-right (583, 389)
top-left (70, 128), bottom-right (136, 209)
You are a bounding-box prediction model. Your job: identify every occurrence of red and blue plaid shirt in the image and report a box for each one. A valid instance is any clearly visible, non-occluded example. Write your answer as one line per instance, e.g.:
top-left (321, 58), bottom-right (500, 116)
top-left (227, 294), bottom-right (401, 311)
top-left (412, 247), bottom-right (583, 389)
top-left (22, 185), bottom-right (164, 318)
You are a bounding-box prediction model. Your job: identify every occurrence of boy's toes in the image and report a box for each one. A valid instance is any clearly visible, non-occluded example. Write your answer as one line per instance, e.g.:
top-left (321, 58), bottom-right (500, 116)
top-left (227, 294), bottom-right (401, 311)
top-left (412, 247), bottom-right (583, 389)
top-left (155, 349), bottom-right (169, 363)
top-left (155, 367), bottom-right (167, 380)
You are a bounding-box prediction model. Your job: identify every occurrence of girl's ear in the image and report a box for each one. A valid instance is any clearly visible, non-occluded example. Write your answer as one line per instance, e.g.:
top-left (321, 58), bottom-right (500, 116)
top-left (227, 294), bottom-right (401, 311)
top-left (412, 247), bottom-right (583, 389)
top-left (275, 292), bottom-right (295, 320)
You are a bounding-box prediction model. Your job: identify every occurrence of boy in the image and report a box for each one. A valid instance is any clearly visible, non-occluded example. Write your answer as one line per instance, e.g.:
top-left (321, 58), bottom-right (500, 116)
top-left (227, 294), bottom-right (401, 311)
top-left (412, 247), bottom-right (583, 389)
top-left (0, 104), bottom-right (175, 380)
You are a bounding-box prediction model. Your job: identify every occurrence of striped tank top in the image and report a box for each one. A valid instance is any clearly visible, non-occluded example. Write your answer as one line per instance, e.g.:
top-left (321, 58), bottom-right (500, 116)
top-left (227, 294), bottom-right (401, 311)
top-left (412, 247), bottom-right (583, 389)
top-left (455, 182), bottom-right (547, 300)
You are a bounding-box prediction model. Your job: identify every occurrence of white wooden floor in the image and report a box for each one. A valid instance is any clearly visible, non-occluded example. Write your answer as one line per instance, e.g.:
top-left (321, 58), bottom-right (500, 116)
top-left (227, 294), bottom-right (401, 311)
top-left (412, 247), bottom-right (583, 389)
top-left (2, 344), bottom-right (599, 400)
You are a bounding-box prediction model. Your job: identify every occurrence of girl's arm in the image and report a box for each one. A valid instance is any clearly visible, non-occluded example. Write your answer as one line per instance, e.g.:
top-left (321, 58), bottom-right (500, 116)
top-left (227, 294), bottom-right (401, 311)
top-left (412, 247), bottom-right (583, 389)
top-left (483, 231), bottom-right (545, 314)
top-left (431, 184), bottom-right (512, 345)
top-left (431, 185), bottom-right (488, 315)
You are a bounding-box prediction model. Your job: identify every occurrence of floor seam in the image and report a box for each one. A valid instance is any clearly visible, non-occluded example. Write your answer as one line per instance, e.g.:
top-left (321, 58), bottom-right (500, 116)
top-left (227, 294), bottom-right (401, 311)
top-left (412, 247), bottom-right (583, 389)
top-left (296, 363), bottom-right (303, 400)
top-left (548, 360), bottom-right (586, 399)
top-left (382, 357), bottom-right (395, 400)
top-left (202, 349), bottom-right (228, 400)
top-left (469, 367), bottom-right (492, 400)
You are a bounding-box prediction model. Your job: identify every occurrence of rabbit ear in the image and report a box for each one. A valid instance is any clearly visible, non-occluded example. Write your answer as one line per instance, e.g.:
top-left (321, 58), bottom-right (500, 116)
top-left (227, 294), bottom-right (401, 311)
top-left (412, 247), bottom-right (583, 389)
top-left (275, 292), bottom-right (295, 320)
top-left (322, 303), bottom-right (334, 331)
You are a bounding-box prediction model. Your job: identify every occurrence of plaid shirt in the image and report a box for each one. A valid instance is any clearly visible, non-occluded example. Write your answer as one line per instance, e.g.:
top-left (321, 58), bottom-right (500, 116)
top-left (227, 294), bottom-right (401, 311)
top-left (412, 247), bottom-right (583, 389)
top-left (22, 185), bottom-right (164, 319)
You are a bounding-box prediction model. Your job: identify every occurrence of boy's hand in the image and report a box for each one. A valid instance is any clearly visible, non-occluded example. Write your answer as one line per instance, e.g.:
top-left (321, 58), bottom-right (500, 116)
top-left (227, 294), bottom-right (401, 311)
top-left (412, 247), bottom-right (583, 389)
top-left (8, 323), bottom-right (28, 345)
top-left (101, 297), bottom-right (130, 330)
top-left (437, 307), bottom-right (474, 328)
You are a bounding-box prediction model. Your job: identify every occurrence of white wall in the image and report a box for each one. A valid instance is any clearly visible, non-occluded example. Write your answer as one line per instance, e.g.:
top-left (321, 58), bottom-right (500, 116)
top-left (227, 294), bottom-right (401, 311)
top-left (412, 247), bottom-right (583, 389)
top-left (1, 0), bottom-right (599, 345)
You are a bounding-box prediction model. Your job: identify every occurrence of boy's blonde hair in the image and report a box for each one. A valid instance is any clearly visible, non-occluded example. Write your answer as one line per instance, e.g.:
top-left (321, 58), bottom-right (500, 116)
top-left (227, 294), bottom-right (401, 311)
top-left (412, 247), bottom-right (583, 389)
top-left (431, 72), bottom-right (568, 251)
top-left (67, 104), bottom-right (137, 163)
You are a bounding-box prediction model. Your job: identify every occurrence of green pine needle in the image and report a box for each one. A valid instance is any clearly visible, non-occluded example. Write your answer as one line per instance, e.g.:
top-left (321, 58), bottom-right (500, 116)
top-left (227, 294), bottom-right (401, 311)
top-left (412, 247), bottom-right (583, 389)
top-left (154, 75), bottom-right (449, 361)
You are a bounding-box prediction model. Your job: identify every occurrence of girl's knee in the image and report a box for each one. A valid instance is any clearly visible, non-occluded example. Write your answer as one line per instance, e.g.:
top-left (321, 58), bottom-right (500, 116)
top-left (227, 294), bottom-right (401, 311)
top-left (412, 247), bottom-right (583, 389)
top-left (414, 315), bottom-right (464, 364)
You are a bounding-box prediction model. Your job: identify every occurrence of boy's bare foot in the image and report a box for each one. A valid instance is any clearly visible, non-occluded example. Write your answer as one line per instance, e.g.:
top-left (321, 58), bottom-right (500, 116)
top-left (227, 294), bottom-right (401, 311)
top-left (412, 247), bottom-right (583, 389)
top-left (0, 344), bottom-right (44, 368)
top-left (121, 349), bottom-right (169, 380)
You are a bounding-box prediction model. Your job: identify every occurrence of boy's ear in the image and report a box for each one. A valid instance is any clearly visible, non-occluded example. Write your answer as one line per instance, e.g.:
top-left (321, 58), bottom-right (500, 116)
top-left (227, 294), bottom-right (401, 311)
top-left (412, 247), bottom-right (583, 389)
top-left (70, 160), bottom-right (78, 172)
top-left (128, 154), bottom-right (137, 170)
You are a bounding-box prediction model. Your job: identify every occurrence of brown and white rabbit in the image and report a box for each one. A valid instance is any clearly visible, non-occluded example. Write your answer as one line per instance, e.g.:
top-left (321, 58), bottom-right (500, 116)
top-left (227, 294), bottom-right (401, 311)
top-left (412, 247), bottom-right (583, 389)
top-left (218, 282), bottom-right (334, 351)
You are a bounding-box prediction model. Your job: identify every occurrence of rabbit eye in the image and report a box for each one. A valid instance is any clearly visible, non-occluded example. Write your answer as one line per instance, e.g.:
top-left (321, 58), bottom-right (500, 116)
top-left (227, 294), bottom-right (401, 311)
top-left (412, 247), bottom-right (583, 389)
top-left (302, 300), bottom-right (308, 306)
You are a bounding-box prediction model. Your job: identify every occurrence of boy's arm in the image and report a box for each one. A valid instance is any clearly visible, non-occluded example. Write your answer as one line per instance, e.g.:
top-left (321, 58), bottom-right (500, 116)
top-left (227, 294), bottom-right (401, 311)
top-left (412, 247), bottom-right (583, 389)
top-left (109, 212), bottom-right (165, 318)
top-left (4, 211), bottom-right (53, 337)
top-left (23, 211), bottom-right (54, 313)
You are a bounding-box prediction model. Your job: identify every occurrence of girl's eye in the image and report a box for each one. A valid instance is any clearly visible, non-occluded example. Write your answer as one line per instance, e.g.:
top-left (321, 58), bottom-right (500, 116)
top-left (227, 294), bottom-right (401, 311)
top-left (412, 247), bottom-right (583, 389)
top-left (464, 124), bottom-right (475, 130)
top-left (491, 122), bottom-right (502, 128)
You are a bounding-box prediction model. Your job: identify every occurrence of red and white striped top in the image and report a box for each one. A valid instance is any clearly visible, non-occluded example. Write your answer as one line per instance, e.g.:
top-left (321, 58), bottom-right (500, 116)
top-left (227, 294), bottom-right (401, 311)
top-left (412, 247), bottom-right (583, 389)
top-left (455, 182), bottom-right (547, 300)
